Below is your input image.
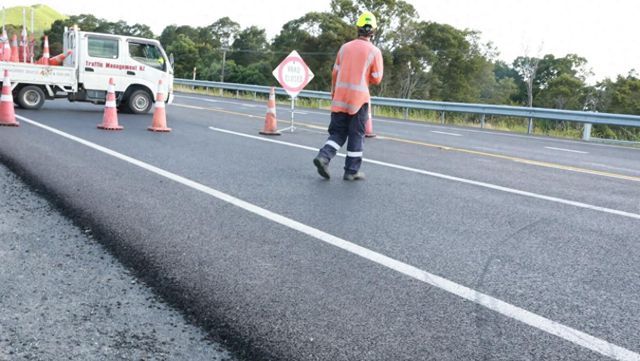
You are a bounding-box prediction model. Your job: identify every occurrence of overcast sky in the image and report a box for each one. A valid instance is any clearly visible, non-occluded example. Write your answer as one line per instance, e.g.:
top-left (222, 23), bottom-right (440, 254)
top-left (9, 0), bottom-right (638, 81)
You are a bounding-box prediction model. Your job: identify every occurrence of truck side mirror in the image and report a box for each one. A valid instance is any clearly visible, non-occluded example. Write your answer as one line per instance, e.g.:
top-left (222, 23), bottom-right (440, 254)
top-left (169, 53), bottom-right (175, 66)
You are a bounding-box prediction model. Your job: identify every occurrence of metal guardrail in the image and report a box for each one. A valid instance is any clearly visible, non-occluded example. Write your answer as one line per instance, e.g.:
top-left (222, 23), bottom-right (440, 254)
top-left (174, 78), bottom-right (640, 140)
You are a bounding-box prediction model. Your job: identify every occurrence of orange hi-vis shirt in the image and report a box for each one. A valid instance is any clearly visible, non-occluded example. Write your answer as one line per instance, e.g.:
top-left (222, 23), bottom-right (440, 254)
top-left (331, 38), bottom-right (383, 115)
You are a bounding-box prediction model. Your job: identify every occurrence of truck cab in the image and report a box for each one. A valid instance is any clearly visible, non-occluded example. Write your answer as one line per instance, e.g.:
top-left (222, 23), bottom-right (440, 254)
top-left (61, 26), bottom-right (174, 113)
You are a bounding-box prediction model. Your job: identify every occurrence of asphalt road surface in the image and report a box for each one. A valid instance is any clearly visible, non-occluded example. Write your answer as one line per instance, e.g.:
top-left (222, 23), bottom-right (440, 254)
top-left (0, 163), bottom-right (233, 361)
top-left (1, 93), bottom-right (639, 361)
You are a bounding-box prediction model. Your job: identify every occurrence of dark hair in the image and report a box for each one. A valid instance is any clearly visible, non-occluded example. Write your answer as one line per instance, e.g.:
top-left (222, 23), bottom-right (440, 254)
top-left (357, 25), bottom-right (374, 38)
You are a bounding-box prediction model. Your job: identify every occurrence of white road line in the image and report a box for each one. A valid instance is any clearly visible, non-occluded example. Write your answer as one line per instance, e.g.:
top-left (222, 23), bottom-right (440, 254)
top-left (176, 95), bottom-right (219, 103)
top-left (545, 146), bottom-right (589, 154)
top-left (210, 126), bottom-right (640, 221)
top-left (171, 104), bottom-right (205, 111)
top-left (15, 114), bottom-right (640, 361)
top-left (431, 130), bottom-right (462, 137)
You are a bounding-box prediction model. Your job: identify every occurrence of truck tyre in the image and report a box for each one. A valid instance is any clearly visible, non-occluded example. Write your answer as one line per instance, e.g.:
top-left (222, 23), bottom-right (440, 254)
top-left (17, 86), bottom-right (46, 110)
top-left (124, 89), bottom-right (153, 114)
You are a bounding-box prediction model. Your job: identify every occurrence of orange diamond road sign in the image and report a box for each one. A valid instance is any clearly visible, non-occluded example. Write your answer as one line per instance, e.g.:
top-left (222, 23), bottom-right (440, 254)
top-left (272, 50), bottom-right (314, 98)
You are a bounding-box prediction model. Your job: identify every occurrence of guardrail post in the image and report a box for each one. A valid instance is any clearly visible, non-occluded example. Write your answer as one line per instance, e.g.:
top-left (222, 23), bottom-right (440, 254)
top-left (480, 114), bottom-right (485, 129)
top-left (253, 91), bottom-right (257, 101)
top-left (582, 123), bottom-right (592, 141)
top-left (440, 111), bottom-right (445, 124)
top-left (527, 118), bottom-right (533, 134)
top-left (403, 108), bottom-right (409, 120)
top-left (236, 90), bottom-right (239, 99)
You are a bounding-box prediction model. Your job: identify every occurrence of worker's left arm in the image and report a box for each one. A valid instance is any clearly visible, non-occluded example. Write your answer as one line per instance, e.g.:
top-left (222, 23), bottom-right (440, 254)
top-left (368, 48), bottom-right (384, 85)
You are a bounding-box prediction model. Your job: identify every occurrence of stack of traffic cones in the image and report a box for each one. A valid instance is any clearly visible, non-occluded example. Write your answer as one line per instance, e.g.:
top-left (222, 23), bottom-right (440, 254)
top-left (259, 87), bottom-right (280, 136)
top-left (18, 36), bottom-right (24, 63)
top-left (48, 50), bottom-right (72, 66)
top-left (1, 39), bottom-right (8, 62)
top-left (97, 78), bottom-right (123, 130)
top-left (365, 102), bottom-right (376, 138)
top-left (0, 70), bottom-right (19, 127)
top-left (36, 36), bottom-right (50, 65)
top-left (28, 34), bottom-right (35, 64)
top-left (10, 35), bottom-right (18, 62)
top-left (1, 30), bottom-right (10, 62)
top-left (148, 79), bottom-right (171, 132)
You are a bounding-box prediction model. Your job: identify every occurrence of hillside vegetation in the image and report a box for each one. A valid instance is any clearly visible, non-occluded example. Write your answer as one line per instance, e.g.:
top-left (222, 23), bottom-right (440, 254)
top-left (4, 4), bottom-right (66, 34)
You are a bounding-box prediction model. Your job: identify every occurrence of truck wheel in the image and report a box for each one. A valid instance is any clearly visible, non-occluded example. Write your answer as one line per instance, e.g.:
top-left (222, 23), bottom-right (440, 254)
top-left (125, 89), bottom-right (153, 114)
top-left (17, 86), bottom-right (46, 110)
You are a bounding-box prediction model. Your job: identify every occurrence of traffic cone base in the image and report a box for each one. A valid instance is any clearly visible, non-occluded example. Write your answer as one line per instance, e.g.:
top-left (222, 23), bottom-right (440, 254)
top-left (148, 127), bottom-right (171, 132)
top-left (0, 70), bottom-right (18, 126)
top-left (260, 87), bottom-right (281, 135)
top-left (97, 123), bottom-right (123, 130)
top-left (0, 121), bottom-right (19, 127)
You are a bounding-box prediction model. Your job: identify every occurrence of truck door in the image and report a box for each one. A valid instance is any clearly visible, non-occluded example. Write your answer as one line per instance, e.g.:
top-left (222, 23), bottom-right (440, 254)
top-left (127, 41), bottom-right (169, 97)
top-left (79, 34), bottom-right (127, 97)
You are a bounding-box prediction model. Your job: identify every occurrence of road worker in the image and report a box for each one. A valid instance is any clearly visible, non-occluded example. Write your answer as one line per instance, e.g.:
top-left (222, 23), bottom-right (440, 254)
top-left (313, 11), bottom-right (384, 181)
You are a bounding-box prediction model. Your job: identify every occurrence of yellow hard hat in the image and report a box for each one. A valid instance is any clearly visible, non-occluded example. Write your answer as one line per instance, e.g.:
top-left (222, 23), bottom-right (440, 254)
top-left (356, 11), bottom-right (377, 30)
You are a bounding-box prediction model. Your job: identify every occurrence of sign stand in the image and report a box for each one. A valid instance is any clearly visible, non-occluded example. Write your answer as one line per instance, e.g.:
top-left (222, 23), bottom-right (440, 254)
top-left (279, 97), bottom-right (296, 133)
top-left (272, 50), bottom-right (313, 133)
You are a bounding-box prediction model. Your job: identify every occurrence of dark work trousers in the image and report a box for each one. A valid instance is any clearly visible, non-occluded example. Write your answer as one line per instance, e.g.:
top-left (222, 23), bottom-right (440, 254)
top-left (317, 104), bottom-right (368, 174)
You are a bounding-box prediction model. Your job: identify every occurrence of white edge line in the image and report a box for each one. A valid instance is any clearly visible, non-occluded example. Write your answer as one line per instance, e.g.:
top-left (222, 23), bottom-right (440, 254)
top-left (431, 130), bottom-right (462, 137)
top-left (15, 115), bottom-right (640, 361)
top-left (210, 126), bottom-right (640, 222)
top-left (545, 146), bottom-right (589, 154)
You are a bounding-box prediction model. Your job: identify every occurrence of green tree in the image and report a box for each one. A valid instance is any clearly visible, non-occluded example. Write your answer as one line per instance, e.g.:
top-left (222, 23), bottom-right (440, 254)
top-left (536, 73), bottom-right (586, 110)
top-left (207, 17), bottom-right (240, 48)
top-left (229, 26), bottom-right (270, 67)
top-left (603, 73), bottom-right (640, 115)
top-left (412, 22), bottom-right (491, 102)
top-left (166, 34), bottom-right (198, 78)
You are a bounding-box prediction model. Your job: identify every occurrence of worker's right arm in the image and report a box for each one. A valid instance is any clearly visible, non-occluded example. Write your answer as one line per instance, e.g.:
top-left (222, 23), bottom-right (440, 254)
top-left (331, 46), bottom-right (343, 99)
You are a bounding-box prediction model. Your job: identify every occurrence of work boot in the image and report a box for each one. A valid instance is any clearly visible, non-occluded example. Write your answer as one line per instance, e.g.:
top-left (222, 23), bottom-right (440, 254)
top-left (343, 171), bottom-right (365, 181)
top-left (313, 156), bottom-right (331, 180)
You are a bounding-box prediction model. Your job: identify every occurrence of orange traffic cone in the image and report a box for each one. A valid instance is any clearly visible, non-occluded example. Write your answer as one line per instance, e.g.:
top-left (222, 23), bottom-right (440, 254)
top-left (259, 87), bottom-right (280, 136)
top-left (36, 36), bottom-right (50, 64)
top-left (10, 34), bottom-right (18, 63)
top-left (97, 78), bottom-right (123, 130)
top-left (365, 101), bottom-right (376, 138)
top-left (148, 80), bottom-right (171, 132)
top-left (48, 50), bottom-right (72, 66)
top-left (0, 70), bottom-right (18, 127)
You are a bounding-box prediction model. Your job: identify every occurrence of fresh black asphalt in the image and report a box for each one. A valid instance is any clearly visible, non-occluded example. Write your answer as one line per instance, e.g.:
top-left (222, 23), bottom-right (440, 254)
top-left (0, 163), bottom-right (234, 361)
top-left (0, 94), bottom-right (638, 360)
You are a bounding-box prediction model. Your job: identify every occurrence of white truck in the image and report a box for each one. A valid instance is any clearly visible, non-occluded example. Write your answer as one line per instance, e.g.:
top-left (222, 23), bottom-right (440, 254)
top-left (2, 26), bottom-right (174, 114)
